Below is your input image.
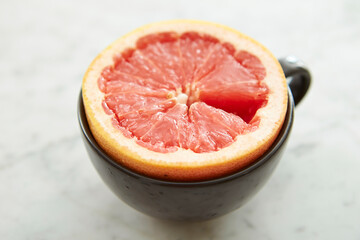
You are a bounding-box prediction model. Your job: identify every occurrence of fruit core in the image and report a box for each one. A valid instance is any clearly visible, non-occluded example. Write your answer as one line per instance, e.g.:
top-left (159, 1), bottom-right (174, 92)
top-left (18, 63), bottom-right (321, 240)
top-left (98, 31), bottom-right (269, 153)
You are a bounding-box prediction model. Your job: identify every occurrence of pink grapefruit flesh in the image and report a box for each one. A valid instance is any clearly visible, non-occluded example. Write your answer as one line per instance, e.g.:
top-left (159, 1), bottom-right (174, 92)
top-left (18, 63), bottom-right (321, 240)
top-left (99, 31), bottom-right (268, 153)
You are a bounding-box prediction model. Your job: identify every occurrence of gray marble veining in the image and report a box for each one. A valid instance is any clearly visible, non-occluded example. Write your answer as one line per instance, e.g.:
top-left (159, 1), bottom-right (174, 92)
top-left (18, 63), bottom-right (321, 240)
top-left (1, 0), bottom-right (359, 239)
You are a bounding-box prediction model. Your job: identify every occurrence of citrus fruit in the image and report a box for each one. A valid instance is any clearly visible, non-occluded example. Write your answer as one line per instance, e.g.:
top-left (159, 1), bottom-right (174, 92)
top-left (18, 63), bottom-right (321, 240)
top-left (82, 20), bottom-right (288, 181)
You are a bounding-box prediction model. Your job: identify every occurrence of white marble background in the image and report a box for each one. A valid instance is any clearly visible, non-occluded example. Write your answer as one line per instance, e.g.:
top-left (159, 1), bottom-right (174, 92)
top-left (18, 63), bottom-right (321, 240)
top-left (1, 0), bottom-right (359, 239)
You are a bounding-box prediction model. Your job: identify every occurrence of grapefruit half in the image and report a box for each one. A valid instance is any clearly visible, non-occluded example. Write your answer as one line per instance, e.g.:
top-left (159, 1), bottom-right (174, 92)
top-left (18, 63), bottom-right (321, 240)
top-left (82, 20), bottom-right (288, 181)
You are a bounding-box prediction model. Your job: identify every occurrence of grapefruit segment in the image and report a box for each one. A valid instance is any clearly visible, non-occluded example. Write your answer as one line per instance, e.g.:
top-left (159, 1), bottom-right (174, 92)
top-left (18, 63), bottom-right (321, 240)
top-left (235, 50), bottom-right (266, 81)
top-left (82, 20), bottom-right (288, 181)
top-left (104, 81), bottom-right (171, 98)
top-left (104, 93), bottom-right (171, 116)
top-left (116, 106), bottom-right (170, 139)
top-left (104, 64), bottom-right (168, 90)
top-left (179, 32), bottom-right (220, 87)
top-left (113, 52), bottom-right (180, 90)
top-left (189, 102), bottom-right (247, 153)
top-left (139, 104), bottom-right (188, 150)
top-left (137, 36), bottom-right (185, 86)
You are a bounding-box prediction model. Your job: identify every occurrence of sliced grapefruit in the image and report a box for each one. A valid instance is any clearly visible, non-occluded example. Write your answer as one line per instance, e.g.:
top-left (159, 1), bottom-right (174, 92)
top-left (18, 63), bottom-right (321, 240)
top-left (82, 20), bottom-right (288, 181)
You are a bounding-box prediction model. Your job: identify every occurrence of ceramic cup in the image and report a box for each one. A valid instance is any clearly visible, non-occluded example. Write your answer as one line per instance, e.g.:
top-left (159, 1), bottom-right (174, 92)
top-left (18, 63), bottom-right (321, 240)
top-left (78, 56), bottom-right (311, 221)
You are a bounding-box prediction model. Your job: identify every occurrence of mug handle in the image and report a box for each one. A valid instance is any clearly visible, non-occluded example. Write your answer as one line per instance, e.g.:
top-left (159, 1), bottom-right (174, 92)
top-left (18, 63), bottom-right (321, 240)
top-left (279, 56), bottom-right (311, 106)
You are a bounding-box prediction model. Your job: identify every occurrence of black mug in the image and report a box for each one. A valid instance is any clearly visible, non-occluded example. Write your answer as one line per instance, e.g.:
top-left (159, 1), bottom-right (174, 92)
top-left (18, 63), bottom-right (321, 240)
top-left (78, 56), bottom-right (311, 221)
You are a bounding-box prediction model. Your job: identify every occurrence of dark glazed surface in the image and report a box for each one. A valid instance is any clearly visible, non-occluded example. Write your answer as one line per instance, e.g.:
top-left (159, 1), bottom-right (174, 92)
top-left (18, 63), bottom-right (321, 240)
top-left (79, 92), bottom-right (293, 221)
top-left (78, 57), bottom-right (310, 221)
top-left (279, 56), bottom-right (311, 106)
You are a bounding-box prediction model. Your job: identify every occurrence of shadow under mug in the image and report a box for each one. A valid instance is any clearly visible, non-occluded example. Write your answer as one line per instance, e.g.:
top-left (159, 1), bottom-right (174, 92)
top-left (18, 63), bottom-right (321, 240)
top-left (78, 56), bottom-right (311, 221)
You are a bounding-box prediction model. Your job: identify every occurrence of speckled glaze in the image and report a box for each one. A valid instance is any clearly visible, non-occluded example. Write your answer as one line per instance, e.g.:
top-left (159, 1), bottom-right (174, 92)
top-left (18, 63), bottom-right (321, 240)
top-left (78, 57), bottom-right (309, 221)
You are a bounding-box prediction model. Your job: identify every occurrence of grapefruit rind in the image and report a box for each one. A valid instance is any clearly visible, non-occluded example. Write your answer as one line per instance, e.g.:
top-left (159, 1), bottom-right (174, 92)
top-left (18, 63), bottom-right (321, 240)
top-left (82, 20), bottom-right (288, 181)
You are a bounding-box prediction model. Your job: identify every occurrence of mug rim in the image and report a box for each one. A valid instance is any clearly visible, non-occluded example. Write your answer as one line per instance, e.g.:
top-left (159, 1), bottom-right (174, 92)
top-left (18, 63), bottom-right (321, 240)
top-left (78, 88), bottom-right (294, 186)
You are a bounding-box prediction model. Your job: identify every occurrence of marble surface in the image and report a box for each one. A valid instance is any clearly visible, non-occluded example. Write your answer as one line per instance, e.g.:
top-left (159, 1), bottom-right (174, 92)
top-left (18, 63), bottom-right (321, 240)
top-left (1, 0), bottom-right (359, 239)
